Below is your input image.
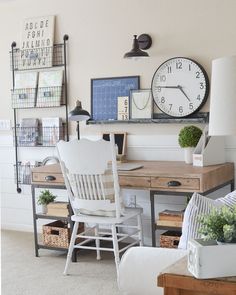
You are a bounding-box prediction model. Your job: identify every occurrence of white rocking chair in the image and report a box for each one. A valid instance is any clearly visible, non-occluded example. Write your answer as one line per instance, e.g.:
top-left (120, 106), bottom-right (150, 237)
top-left (56, 134), bottom-right (143, 276)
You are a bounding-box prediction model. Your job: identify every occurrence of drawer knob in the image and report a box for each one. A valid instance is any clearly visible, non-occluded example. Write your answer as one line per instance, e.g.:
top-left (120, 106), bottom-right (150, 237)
top-left (45, 175), bottom-right (56, 181)
top-left (167, 180), bottom-right (181, 187)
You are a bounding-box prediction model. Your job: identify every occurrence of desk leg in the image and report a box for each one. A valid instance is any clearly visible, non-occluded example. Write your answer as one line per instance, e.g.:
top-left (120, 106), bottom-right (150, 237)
top-left (231, 179), bottom-right (235, 192)
top-left (31, 185), bottom-right (39, 257)
top-left (150, 191), bottom-right (156, 247)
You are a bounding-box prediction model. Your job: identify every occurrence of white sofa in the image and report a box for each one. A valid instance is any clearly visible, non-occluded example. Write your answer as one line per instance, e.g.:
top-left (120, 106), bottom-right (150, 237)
top-left (118, 247), bottom-right (187, 295)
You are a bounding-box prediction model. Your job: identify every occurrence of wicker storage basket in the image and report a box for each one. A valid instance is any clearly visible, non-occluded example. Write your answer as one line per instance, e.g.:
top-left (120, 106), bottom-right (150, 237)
top-left (160, 231), bottom-right (181, 248)
top-left (42, 220), bottom-right (83, 249)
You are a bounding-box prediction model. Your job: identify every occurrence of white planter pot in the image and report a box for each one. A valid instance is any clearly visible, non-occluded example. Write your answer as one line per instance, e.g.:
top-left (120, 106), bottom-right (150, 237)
top-left (184, 147), bottom-right (194, 164)
top-left (41, 204), bottom-right (48, 214)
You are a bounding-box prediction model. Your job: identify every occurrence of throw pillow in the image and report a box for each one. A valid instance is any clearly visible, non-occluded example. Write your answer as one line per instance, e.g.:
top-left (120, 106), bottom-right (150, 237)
top-left (178, 192), bottom-right (222, 249)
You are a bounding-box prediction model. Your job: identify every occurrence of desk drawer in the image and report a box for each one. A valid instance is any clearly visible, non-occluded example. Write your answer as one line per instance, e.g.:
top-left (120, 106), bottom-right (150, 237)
top-left (32, 172), bottom-right (64, 185)
top-left (151, 177), bottom-right (199, 191)
top-left (119, 176), bottom-right (151, 188)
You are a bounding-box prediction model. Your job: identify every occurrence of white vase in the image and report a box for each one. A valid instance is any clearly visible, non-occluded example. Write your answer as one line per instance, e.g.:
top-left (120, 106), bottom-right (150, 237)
top-left (184, 147), bottom-right (194, 164)
top-left (41, 204), bottom-right (47, 214)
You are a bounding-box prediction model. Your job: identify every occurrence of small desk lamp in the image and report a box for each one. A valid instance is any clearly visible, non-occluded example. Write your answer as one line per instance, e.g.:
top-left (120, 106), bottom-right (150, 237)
top-left (209, 55), bottom-right (236, 136)
top-left (69, 100), bottom-right (90, 139)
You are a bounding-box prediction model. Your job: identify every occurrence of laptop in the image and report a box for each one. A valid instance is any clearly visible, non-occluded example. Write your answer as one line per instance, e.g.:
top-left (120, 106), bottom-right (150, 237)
top-left (117, 163), bottom-right (143, 171)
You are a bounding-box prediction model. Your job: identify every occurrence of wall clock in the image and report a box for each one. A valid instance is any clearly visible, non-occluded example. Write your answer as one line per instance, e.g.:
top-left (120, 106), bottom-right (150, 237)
top-left (151, 57), bottom-right (209, 117)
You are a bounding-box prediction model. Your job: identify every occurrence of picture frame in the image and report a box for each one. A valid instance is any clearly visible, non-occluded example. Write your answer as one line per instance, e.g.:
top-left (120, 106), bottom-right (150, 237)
top-left (102, 132), bottom-right (127, 162)
top-left (91, 76), bottom-right (140, 121)
top-left (130, 89), bottom-right (153, 119)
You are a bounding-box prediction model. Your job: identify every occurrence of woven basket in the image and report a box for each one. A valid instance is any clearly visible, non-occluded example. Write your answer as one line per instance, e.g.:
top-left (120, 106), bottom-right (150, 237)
top-left (42, 220), bottom-right (83, 248)
top-left (160, 231), bottom-right (181, 248)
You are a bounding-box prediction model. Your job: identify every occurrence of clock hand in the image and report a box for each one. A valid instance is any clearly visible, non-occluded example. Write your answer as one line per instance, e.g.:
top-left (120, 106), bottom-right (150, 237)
top-left (156, 86), bottom-right (179, 89)
top-left (177, 85), bottom-right (190, 101)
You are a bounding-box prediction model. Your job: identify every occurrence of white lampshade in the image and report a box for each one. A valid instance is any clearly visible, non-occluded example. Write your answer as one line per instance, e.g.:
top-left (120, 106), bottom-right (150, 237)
top-left (209, 56), bottom-right (236, 136)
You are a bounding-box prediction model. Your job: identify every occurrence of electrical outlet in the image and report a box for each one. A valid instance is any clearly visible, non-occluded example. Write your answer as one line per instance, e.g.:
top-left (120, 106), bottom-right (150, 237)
top-left (127, 195), bottom-right (136, 207)
top-left (0, 119), bottom-right (11, 130)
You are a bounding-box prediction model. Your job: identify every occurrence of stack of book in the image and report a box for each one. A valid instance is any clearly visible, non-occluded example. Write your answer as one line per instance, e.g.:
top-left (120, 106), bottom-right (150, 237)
top-left (156, 209), bottom-right (184, 228)
top-left (47, 202), bottom-right (69, 217)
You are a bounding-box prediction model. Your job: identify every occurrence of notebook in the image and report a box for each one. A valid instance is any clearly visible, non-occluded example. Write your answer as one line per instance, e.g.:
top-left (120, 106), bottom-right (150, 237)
top-left (117, 163), bottom-right (143, 171)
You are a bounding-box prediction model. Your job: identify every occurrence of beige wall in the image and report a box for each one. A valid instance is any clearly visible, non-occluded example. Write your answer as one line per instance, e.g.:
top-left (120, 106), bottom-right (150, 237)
top-left (1, 0), bottom-right (236, 136)
top-left (0, 0), bottom-right (235, 241)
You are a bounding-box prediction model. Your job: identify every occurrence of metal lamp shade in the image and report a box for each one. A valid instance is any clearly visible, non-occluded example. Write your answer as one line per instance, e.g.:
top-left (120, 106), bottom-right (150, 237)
top-left (69, 101), bottom-right (90, 122)
top-left (124, 35), bottom-right (150, 59)
top-left (209, 56), bottom-right (236, 136)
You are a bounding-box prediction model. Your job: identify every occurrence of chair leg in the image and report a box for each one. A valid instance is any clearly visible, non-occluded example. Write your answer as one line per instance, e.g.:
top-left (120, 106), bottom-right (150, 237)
top-left (111, 224), bottom-right (120, 276)
top-left (137, 214), bottom-right (143, 246)
top-left (63, 221), bottom-right (79, 275)
top-left (95, 224), bottom-right (101, 260)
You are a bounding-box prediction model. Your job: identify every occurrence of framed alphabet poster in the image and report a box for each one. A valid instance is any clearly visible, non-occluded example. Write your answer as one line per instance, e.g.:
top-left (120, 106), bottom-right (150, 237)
top-left (91, 76), bottom-right (140, 121)
top-left (20, 15), bottom-right (55, 69)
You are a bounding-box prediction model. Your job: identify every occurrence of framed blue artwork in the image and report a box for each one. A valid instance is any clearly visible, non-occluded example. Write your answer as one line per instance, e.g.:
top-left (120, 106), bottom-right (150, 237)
top-left (91, 76), bottom-right (140, 121)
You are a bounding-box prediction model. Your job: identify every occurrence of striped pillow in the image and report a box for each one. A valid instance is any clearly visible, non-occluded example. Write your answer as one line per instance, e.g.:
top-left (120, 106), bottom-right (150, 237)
top-left (216, 190), bottom-right (236, 209)
top-left (178, 191), bottom-right (236, 249)
top-left (178, 193), bottom-right (222, 249)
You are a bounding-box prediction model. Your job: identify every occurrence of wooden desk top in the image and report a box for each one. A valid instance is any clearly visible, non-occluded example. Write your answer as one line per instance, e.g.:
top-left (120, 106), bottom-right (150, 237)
top-left (31, 161), bottom-right (234, 193)
top-left (158, 256), bottom-right (236, 295)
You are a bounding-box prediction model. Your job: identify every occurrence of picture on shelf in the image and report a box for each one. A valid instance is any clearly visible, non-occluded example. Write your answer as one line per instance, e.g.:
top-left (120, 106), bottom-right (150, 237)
top-left (12, 72), bottom-right (38, 108)
top-left (36, 70), bottom-right (63, 107)
top-left (20, 15), bottom-right (55, 69)
top-left (91, 76), bottom-right (140, 121)
top-left (130, 89), bottom-right (153, 119)
top-left (117, 96), bottom-right (129, 120)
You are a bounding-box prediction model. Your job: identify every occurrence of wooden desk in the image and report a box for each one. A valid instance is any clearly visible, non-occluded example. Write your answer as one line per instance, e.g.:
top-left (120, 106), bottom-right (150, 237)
top-left (158, 256), bottom-right (236, 295)
top-left (32, 161), bottom-right (234, 248)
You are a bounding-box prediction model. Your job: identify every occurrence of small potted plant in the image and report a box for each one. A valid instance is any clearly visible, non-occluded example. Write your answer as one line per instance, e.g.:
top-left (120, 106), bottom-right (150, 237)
top-left (37, 189), bottom-right (57, 214)
top-left (199, 206), bottom-right (236, 244)
top-left (178, 125), bottom-right (202, 164)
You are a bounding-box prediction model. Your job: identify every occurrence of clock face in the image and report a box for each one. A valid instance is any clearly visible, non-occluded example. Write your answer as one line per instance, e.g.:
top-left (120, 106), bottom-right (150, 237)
top-left (151, 57), bottom-right (209, 117)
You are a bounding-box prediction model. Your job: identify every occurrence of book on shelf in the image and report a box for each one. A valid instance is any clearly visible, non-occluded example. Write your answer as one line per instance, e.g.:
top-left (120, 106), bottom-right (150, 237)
top-left (13, 72), bottom-right (38, 108)
top-left (156, 219), bottom-right (183, 228)
top-left (47, 202), bottom-right (69, 217)
top-left (36, 70), bottom-right (63, 107)
top-left (159, 209), bottom-right (184, 222)
top-left (20, 15), bottom-right (55, 70)
top-left (18, 118), bottom-right (39, 146)
top-left (41, 117), bottom-right (63, 145)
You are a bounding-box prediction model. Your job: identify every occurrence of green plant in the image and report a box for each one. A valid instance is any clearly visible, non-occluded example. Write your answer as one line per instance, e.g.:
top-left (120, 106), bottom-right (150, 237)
top-left (178, 125), bottom-right (202, 148)
top-left (37, 189), bottom-right (56, 205)
top-left (199, 206), bottom-right (236, 243)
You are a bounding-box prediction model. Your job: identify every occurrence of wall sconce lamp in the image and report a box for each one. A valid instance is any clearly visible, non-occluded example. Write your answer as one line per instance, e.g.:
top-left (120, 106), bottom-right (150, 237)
top-left (69, 100), bottom-right (90, 140)
top-left (124, 34), bottom-right (152, 59)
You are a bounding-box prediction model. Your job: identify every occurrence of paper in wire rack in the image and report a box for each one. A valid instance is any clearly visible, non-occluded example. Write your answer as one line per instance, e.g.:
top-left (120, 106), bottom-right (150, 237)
top-left (13, 72), bottom-right (38, 108)
top-left (41, 117), bottom-right (63, 146)
top-left (130, 89), bottom-right (152, 119)
top-left (20, 15), bottom-right (55, 69)
top-left (19, 118), bottom-right (39, 146)
top-left (36, 70), bottom-right (63, 107)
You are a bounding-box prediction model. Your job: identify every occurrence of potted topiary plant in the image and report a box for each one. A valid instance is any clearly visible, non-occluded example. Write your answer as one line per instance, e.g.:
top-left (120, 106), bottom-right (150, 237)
top-left (199, 206), bottom-right (236, 244)
top-left (37, 189), bottom-right (57, 214)
top-left (178, 125), bottom-right (202, 164)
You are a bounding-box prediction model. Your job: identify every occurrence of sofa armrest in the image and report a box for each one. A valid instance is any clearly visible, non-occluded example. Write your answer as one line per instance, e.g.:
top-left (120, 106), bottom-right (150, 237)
top-left (118, 247), bottom-right (187, 295)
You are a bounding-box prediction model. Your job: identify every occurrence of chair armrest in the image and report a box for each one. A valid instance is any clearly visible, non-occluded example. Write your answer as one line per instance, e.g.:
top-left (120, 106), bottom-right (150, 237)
top-left (118, 246), bottom-right (187, 295)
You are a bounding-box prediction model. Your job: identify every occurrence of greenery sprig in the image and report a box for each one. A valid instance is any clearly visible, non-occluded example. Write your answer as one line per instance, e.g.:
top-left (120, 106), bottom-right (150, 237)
top-left (37, 189), bottom-right (56, 205)
top-left (199, 206), bottom-right (236, 243)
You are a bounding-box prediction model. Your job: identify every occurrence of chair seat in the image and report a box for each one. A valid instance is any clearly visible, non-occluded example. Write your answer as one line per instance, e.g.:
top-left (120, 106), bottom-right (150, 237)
top-left (71, 207), bottom-right (143, 224)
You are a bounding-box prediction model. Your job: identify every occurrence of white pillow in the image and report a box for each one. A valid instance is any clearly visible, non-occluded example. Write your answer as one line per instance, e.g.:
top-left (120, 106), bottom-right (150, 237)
top-left (178, 190), bottom-right (236, 250)
top-left (178, 193), bottom-right (221, 249)
top-left (216, 190), bottom-right (236, 209)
